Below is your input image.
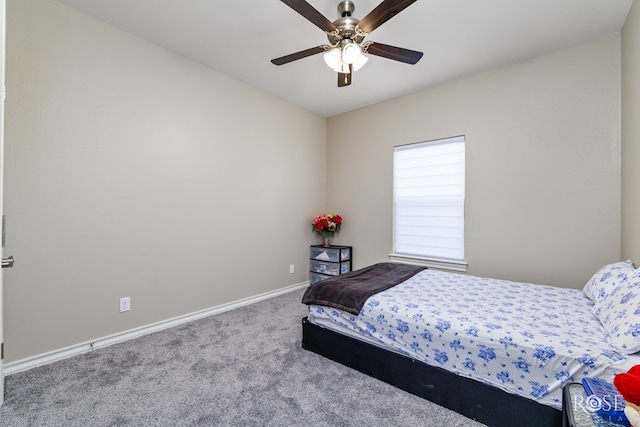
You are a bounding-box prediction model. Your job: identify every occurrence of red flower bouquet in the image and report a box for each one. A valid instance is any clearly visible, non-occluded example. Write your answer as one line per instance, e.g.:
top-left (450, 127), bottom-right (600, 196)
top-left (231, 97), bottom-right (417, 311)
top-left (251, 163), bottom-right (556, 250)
top-left (311, 214), bottom-right (342, 236)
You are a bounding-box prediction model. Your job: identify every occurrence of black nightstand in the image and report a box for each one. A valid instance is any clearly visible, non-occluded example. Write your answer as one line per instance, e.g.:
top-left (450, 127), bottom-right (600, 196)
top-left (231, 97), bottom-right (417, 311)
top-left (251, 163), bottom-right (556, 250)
top-left (562, 382), bottom-right (629, 427)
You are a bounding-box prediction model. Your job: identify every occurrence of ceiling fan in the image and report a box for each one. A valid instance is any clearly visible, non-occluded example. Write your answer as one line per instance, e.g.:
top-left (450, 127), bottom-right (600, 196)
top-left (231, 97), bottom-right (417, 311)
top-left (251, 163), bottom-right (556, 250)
top-left (271, 0), bottom-right (423, 87)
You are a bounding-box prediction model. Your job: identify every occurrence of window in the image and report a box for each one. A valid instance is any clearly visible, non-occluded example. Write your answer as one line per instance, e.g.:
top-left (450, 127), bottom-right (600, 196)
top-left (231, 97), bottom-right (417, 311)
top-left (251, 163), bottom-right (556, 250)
top-left (392, 136), bottom-right (465, 268)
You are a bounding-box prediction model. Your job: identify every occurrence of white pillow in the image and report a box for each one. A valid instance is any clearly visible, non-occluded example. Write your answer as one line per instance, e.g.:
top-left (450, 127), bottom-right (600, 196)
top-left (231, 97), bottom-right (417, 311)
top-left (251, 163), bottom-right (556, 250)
top-left (592, 271), bottom-right (640, 355)
top-left (583, 260), bottom-right (635, 304)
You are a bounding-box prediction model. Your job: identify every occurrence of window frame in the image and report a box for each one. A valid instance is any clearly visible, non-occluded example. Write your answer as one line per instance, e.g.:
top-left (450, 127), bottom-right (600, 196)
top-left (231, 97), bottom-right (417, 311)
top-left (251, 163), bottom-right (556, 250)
top-left (390, 135), bottom-right (467, 272)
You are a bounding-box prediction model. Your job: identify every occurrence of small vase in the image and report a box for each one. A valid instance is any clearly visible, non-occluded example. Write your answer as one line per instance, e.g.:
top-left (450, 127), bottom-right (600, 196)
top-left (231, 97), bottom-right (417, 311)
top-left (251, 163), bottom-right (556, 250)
top-left (322, 235), bottom-right (331, 248)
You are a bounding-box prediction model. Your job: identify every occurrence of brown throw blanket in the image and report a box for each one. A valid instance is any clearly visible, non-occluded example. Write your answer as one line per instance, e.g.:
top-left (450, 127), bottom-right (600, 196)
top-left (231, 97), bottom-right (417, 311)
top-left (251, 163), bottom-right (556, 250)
top-left (302, 262), bottom-right (426, 315)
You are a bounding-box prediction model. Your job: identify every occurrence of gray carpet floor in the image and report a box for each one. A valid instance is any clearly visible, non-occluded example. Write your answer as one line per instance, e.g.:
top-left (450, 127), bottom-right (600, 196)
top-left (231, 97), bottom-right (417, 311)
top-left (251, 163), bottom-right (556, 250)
top-left (0, 288), bottom-right (486, 426)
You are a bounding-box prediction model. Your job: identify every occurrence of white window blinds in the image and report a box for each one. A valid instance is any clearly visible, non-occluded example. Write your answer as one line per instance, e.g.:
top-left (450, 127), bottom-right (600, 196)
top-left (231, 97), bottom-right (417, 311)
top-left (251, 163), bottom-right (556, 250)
top-left (393, 136), bottom-right (465, 261)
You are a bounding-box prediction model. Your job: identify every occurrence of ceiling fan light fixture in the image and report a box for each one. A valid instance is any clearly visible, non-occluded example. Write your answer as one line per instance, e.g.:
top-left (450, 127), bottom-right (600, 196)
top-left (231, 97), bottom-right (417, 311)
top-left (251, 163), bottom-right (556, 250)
top-left (323, 47), bottom-right (342, 69)
top-left (342, 41), bottom-right (361, 64)
top-left (352, 53), bottom-right (368, 71)
top-left (325, 40), bottom-right (367, 73)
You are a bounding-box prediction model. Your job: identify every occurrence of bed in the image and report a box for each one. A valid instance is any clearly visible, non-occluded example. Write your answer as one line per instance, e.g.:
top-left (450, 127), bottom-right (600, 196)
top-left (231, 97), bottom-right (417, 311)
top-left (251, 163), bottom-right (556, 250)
top-left (301, 262), bottom-right (640, 427)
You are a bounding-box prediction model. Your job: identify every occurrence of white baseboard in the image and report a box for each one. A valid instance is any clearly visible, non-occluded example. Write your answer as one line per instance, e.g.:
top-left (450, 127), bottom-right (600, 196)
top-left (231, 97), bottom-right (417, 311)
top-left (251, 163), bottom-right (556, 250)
top-left (4, 281), bottom-right (310, 376)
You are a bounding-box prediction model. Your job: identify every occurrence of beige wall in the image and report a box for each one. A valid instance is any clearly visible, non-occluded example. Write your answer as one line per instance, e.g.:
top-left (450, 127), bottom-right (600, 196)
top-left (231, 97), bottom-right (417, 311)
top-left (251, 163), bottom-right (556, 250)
top-left (327, 36), bottom-right (622, 288)
top-left (3, 0), bottom-right (326, 363)
top-left (622, 1), bottom-right (640, 261)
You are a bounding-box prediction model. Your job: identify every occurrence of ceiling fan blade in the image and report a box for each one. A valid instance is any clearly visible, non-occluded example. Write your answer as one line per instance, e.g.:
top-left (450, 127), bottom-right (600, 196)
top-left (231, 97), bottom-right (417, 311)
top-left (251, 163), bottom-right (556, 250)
top-left (357, 0), bottom-right (417, 34)
top-left (365, 42), bottom-right (423, 64)
top-left (338, 65), bottom-right (353, 87)
top-left (271, 45), bottom-right (329, 66)
top-left (281, 0), bottom-right (337, 33)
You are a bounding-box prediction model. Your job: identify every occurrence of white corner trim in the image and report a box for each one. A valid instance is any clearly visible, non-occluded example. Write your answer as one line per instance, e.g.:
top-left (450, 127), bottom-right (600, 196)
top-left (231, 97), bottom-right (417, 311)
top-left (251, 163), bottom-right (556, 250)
top-left (388, 253), bottom-right (468, 272)
top-left (4, 281), bottom-right (310, 376)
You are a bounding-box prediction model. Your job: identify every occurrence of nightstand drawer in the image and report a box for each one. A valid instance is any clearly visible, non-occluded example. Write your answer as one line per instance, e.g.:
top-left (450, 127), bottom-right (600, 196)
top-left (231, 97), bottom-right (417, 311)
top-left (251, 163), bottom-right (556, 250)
top-left (310, 260), bottom-right (350, 276)
top-left (310, 246), bottom-right (351, 262)
top-left (310, 272), bottom-right (332, 285)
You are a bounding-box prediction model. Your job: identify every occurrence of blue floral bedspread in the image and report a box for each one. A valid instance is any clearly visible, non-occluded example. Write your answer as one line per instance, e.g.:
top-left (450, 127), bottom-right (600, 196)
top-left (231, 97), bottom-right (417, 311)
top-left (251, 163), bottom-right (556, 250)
top-left (307, 269), bottom-right (640, 409)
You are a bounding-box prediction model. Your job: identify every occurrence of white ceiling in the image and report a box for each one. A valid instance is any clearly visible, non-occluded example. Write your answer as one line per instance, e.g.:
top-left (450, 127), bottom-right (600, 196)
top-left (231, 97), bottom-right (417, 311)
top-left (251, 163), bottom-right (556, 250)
top-left (52, 0), bottom-right (633, 118)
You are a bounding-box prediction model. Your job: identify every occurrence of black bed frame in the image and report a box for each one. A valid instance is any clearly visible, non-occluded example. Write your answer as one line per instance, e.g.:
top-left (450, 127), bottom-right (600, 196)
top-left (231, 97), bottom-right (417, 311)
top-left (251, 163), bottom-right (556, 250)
top-left (302, 317), bottom-right (563, 427)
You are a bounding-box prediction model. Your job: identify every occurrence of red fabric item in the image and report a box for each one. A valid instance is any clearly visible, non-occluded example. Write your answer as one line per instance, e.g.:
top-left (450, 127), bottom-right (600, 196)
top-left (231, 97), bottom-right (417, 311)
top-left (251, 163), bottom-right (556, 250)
top-left (614, 365), bottom-right (640, 405)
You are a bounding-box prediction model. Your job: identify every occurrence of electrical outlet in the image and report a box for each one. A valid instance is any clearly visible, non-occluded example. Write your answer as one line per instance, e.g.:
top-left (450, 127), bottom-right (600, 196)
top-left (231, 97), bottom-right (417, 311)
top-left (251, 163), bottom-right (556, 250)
top-left (120, 296), bottom-right (131, 312)
top-left (289, 264), bottom-right (295, 274)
